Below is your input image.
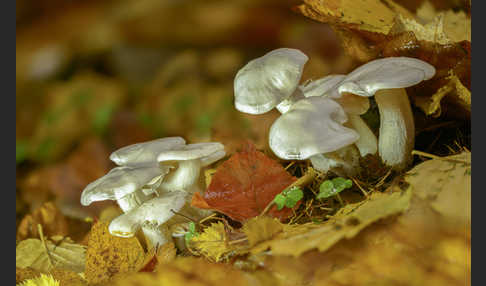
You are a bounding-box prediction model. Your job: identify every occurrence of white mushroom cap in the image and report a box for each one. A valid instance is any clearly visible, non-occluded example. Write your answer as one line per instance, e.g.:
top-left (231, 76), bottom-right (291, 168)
top-left (234, 48), bottom-right (308, 114)
top-left (80, 165), bottom-right (171, 206)
top-left (109, 137), bottom-right (186, 166)
top-left (299, 74), bottom-right (346, 98)
top-left (333, 57), bottom-right (436, 98)
top-left (269, 96), bottom-right (359, 160)
top-left (109, 192), bottom-right (187, 238)
top-left (157, 142), bottom-right (225, 165)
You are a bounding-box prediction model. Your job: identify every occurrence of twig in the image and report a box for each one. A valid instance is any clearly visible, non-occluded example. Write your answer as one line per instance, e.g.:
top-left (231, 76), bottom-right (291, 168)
top-left (412, 150), bottom-right (470, 165)
top-left (351, 178), bottom-right (368, 197)
top-left (37, 224), bottom-right (54, 269)
top-left (170, 209), bottom-right (198, 223)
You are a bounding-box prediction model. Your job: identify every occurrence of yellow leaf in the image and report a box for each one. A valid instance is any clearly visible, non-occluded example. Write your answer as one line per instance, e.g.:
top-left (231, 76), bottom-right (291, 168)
top-left (242, 217), bottom-right (283, 247)
top-left (17, 274), bottom-right (59, 286)
top-left (405, 152), bottom-right (470, 228)
top-left (191, 222), bottom-right (232, 262)
top-left (110, 257), bottom-right (263, 286)
top-left (413, 71), bottom-right (471, 117)
top-left (84, 221), bottom-right (145, 284)
top-left (16, 237), bottom-right (86, 273)
top-left (251, 189), bottom-right (412, 257)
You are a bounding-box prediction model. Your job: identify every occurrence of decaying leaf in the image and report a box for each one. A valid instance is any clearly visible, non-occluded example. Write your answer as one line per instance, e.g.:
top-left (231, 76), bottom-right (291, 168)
top-left (84, 221), bottom-right (145, 284)
top-left (16, 236), bottom-right (86, 273)
top-left (296, 0), bottom-right (471, 118)
top-left (242, 217), bottom-right (283, 247)
top-left (109, 257), bottom-right (269, 286)
top-left (190, 222), bottom-right (233, 262)
top-left (413, 71), bottom-right (471, 118)
top-left (17, 202), bottom-right (69, 241)
top-left (405, 152), bottom-right (470, 229)
top-left (251, 188), bottom-right (412, 257)
top-left (191, 142), bottom-right (297, 221)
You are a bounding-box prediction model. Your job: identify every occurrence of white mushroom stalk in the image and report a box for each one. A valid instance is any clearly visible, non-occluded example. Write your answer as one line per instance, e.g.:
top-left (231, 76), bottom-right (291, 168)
top-left (80, 137), bottom-right (226, 249)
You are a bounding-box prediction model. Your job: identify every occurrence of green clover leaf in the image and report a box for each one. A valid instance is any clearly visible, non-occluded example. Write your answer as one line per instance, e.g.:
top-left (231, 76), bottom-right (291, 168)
top-left (317, 177), bottom-right (353, 200)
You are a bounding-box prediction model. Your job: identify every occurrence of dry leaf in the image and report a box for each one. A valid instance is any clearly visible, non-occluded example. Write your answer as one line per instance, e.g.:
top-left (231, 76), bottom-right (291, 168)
top-left (190, 222), bottom-right (233, 262)
top-left (191, 142), bottom-right (297, 222)
top-left (17, 202), bottom-right (69, 241)
top-left (405, 152), bottom-right (470, 229)
top-left (16, 237), bottom-right (86, 273)
top-left (84, 221), bottom-right (145, 284)
top-left (16, 274), bottom-right (60, 286)
top-left (242, 217), bottom-right (283, 247)
top-left (412, 71), bottom-right (471, 118)
top-left (251, 189), bottom-right (412, 257)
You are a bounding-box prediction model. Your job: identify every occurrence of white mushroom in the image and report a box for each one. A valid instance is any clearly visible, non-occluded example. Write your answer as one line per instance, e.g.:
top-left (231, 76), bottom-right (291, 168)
top-left (157, 142), bottom-right (225, 193)
top-left (80, 137), bottom-right (226, 248)
top-left (109, 137), bottom-right (186, 166)
top-left (109, 192), bottom-right (187, 248)
top-left (269, 96), bottom-right (360, 174)
top-left (331, 57), bottom-right (435, 169)
top-left (234, 48), bottom-right (308, 114)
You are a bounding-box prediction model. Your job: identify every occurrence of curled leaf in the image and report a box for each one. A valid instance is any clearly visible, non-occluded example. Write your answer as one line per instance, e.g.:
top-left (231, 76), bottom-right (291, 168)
top-left (191, 142), bottom-right (297, 221)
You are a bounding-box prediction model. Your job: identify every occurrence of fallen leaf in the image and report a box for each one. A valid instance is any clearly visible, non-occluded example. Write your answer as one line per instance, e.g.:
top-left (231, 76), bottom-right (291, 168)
top-left (109, 257), bottom-right (266, 286)
top-left (190, 222), bottom-right (233, 262)
top-left (242, 217), bottom-right (283, 247)
top-left (84, 221), bottom-right (145, 284)
top-left (251, 188), bottom-right (412, 257)
top-left (17, 202), bottom-right (69, 241)
top-left (16, 237), bottom-right (86, 273)
top-left (16, 274), bottom-right (60, 286)
top-left (191, 142), bottom-right (297, 221)
top-left (412, 71), bottom-right (471, 118)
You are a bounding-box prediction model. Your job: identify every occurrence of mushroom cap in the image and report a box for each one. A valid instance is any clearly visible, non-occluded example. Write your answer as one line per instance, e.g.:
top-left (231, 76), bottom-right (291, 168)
top-left (108, 192), bottom-right (187, 237)
top-left (109, 137), bottom-right (186, 166)
top-left (299, 74), bottom-right (346, 98)
top-left (234, 48), bottom-right (308, 114)
top-left (80, 165), bottom-right (171, 206)
top-left (157, 142), bottom-right (225, 166)
top-left (333, 57), bottom-right (436, 98)
top-left (269, 96), bottom-right (360, 160)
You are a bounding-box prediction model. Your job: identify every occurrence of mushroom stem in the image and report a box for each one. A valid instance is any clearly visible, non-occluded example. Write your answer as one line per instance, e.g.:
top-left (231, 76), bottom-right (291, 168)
top-left (141, 224), bottom-right (170, 249)
top-left (345, 114), bottom-right (378, 157)
top-left (374, 88), bottom-right (415, 170)
top-left (159, 160), bottom-right (202, 192)
top-left (117, 193), bottom-right (143, 212)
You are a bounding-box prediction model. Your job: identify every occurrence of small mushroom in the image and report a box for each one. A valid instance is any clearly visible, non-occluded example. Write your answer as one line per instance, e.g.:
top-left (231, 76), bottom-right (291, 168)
top-left (269, 96), bottom-right (360, 174)
top-left (109, 192), bottom-right (187, 248)
top-left (81, 137), bottom-right (226, 248)
top-left (109, 137), bottom-right (186, 166)
top-left (234, 48), bottom-right (308, 114)
top-left (157, 142), bottom-right (225, 193)
top-left (332, 57), bottom-right (435, 169)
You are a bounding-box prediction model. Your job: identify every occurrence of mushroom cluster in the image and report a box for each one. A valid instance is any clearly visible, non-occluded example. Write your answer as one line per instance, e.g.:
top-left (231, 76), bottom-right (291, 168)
top-left (234, 48), bottom-right (435, 175)
top-left (80, 137), bottom-right (225, 248)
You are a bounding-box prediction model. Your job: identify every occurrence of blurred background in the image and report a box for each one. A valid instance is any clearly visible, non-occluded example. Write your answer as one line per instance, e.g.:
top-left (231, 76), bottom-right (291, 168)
top-left (16, 0), bottom-right (467, 224)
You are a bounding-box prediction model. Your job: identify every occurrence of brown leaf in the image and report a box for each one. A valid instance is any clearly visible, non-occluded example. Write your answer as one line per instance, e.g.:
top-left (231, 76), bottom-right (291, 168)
top-left (17, 202), bottom-right (69, 241)
top-left (191, 142), bottom-right (297, 222)
top-left (84, 221), bottom-right (145, 284)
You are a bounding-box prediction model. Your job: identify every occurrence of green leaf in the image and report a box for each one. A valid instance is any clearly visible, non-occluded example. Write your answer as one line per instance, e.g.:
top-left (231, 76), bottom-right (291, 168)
top-left (16, 140), bottom-right (28, 164)
top-left (185, 222), bottom-right (199, 245)
top-left (317, 178), bottom-right (353, 200)
top-left (284, 187), bottom-right (304, 208)
top-left (273, 194), bottom-right (287, 210)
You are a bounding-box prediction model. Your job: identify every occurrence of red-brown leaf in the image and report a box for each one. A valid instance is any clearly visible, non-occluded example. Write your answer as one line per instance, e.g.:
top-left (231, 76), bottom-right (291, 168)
top-left (191, 142), bottom-right (297, 222)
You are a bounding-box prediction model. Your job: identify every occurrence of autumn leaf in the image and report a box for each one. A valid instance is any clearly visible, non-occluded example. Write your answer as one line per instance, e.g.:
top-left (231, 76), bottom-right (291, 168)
top-left (242, 217), bottom-right (283, 247)
top-left (16, 236), bottom-right (86, 273)
top-left (190, 222), bottom-right (233, 262)
top-left (17, 202), bottom-right (69, 241)
top-left (84, 221), bottom-right (145, 284)
top-left (109, 257), bottom-right (271, 286)
top-left (191, 142), bottom-right (297, 222)
top-left (296, 0), bottom-right (470, 119)
top-left (250, 188), bottom-right (412, 257)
